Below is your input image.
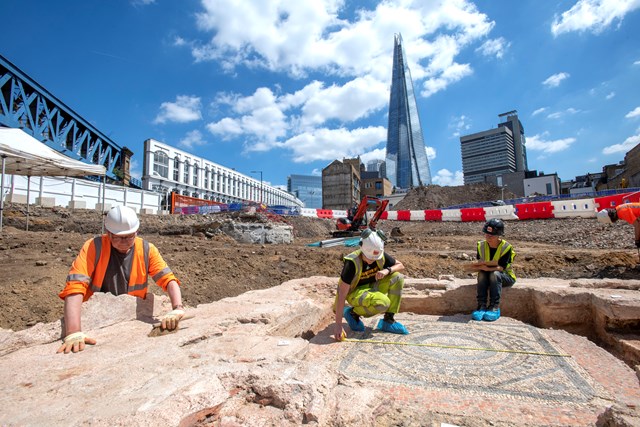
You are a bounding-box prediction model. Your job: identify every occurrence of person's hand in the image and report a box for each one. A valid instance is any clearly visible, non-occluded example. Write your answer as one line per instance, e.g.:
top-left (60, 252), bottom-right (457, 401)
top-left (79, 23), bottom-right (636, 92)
top-left (334, 324), bottom-right (346, 341)
top-left (56, 332), bottom-right (96, 354)
top-left (160, 308), bottom-right (185, 330)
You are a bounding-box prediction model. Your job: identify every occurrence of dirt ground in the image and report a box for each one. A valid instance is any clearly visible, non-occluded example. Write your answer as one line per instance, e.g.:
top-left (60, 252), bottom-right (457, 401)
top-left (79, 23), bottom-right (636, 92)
top-left (1, 185), bottom-right (638, 332)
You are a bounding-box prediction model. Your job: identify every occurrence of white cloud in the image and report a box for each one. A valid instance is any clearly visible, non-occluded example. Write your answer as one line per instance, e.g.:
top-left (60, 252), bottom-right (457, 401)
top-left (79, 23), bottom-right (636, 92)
top-left (551, 0), bottom-right (640, 36)
top-left (527, 133), bottom-right (576, 153)
top-left (532, 107), bottom-right (547, 116)
top-left (179, 130), bottom-right (207, 149)
top-left (425, 146), bottom-right (436, 160)
top-left (154, 95), bottom-right (202, 124)
top-left (542, 72), bottom-right (570, 88)
top-left (475, 37), bottom-right (510, 59)
top-left (603, 134), bottom-right (640, 154)
top-left (282, 126), bottom-right (387, 163)
top-left (625, 106), bottom-right (640, 119)
top-left (449, 115), bottom-right (472, 137)
top-left (635, 60), bottom-right (640, 65)
top-left (432, 169), bottom-right (464, 186)
top-left (359, 148), bottom-right (386, 167)
top-left (606, 91), bottom-right (615, 99)
top-left (547, 108), bottom-right (580, 119)
top-left (189, 0), bottom-right (499, 162)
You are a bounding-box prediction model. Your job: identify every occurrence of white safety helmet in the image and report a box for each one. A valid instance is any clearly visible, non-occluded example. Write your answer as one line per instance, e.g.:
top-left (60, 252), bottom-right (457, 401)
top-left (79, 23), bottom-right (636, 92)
top-left (105, 205), bottom-right (140, 235)
top-left (596, 209), bottom-right (613, 224)
top-left (360, 230), bottom-right (384, 260)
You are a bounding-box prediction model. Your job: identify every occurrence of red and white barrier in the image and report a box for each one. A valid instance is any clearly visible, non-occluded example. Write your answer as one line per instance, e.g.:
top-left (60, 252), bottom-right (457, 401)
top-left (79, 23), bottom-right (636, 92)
top-left (299, 195), bottom-right (629, 222)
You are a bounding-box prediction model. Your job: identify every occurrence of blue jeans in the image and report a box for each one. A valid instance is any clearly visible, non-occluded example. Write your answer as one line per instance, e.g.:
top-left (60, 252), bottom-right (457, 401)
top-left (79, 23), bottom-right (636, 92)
top-left (476, 271), bottom-right (515, 308)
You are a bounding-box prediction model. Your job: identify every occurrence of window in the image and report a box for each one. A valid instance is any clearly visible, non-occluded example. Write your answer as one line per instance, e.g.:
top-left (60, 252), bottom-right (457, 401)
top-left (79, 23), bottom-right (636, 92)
top-left (183, 160), bottom-right (190, 184)
top-left (375, 182), bottom-right (382, 190)
top-left (204, 168), bottom-right (209, 189)
top-left (546, 183), bottom-right (552, 195)
top-left (173, 157), bottom-right (180, 181)
top-left (153, 151), bottom-right (169, 178)
top-left (193, 166), bottom-right (198, 186)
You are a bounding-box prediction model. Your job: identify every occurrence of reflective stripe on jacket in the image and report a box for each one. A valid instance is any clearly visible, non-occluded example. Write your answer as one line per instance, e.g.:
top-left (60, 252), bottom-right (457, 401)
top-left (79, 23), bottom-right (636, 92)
top-left (59, 235), bottom-right (179, 301)
top-left (477, 239), bottom-right (516, 281)
top-left (616, 203), bottom-right (640, 225)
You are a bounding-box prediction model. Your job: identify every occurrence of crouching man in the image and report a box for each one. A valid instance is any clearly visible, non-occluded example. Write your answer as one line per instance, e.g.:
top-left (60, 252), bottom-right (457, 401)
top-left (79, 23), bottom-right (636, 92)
top-left (333, 228), bottom-right (408, 341)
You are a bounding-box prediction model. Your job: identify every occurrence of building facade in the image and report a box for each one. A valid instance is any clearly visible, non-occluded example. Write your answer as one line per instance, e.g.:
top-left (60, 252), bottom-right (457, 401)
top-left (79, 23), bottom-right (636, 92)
top-left (523, 172), bottom-right (561, 197)
top-left (142, 139), bottom-right (303, 209)
top-left (287, 174), bottom-right (322, 209)
top-left (385, 34), bottom-right (432, 189)
top-left (460, 111), bottom-right (528, 186)
top-left (322, 158), bottom-right (361, 210)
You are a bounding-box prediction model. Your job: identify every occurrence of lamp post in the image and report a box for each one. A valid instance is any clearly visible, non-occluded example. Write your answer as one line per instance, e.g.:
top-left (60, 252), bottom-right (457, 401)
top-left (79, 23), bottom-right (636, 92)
top-left (251, 170), bottom-right (263, 204)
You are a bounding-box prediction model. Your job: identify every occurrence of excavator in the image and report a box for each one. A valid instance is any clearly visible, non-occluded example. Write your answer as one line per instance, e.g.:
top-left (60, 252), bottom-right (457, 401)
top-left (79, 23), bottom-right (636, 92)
top-left (332, 196), bottom-right (389, 238)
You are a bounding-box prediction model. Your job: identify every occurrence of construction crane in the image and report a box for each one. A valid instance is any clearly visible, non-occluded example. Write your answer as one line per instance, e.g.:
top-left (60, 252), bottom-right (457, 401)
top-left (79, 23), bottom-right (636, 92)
top-left (332, 196), bottom-right (389, 238)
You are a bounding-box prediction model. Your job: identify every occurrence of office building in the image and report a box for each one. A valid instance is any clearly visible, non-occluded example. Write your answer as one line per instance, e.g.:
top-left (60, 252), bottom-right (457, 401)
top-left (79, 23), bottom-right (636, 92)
top-left (460, 111), bottom-right (528, 185)
top-left (142, 139), bottom-right (303, 209)
top-left (385, 34), bottom-right (432, 189)
top-left (287, 174), bottom-right (322, 208)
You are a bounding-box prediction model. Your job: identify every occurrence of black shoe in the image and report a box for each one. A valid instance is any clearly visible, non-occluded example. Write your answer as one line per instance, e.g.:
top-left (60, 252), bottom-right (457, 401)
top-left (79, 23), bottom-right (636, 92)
top-left (383, 312), bottom-right (395, 324)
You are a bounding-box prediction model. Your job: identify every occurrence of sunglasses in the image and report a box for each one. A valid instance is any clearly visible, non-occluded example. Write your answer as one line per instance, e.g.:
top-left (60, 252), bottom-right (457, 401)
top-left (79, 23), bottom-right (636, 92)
top-left (360, 228), bottom-right (387, 242)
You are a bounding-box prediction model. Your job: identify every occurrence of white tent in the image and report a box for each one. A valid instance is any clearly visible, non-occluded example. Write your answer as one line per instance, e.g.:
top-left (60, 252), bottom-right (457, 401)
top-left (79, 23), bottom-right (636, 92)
top-left (0, 127), bottom-right (107, 231)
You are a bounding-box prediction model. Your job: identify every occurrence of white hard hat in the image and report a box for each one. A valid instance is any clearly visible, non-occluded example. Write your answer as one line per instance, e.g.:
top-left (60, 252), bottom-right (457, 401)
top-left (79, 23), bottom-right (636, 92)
top-left (105, 205), bottom-right (140, 235)
top-left (596, 209), bottom-right (612, 224)
top-left (361, 231), bottom-right (384, 260)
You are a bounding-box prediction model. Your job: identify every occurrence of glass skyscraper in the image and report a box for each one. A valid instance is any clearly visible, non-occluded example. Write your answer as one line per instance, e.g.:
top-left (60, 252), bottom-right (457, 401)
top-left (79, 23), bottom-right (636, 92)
top-left (385, 33), bottom-right (432, 189)
top-left (287, 174), bottom-right (322, 208)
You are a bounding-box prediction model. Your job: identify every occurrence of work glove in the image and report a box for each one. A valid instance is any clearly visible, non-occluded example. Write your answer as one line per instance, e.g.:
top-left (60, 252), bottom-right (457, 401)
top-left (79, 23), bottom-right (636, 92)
top-left (160, 308), bottom-right (185, 331)
top-left (56, 332), bottom-right (97, 354)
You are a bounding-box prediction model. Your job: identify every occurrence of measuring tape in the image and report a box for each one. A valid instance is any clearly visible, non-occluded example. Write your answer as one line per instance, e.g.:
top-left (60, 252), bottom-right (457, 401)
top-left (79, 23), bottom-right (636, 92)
top-left (341, 338), bottom-right (571, 357)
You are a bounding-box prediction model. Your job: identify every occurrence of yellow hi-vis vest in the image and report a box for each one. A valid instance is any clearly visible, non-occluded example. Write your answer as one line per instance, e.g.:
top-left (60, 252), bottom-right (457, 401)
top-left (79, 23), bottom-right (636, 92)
top-left (333, 249), bottom-right (386, 311)
top-left (477, 239), bottom-right (516, 281)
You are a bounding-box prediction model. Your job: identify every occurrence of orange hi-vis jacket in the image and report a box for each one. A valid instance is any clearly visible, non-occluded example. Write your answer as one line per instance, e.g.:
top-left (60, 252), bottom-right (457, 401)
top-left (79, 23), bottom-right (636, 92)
top-left (616, 203), bottom-right (640, 225)
top-left (59, 235), bottom-right (180, 301)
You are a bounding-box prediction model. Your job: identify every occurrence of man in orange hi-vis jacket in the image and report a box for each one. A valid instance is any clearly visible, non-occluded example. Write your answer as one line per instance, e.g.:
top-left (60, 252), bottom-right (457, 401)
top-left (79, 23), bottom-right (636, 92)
top-left (597, 202), bottom-right (640, 261)
top-left (57, 205), bottom-right (185, 354)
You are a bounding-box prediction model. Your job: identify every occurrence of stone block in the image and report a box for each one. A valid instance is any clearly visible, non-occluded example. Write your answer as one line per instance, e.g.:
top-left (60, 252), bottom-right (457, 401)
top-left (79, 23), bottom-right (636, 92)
top-left (67, 200), bottom-right (87, 210)
top-left (36, 197), bottom-right (55, 207)
top-left (4, 193), bottom-right (27, 204)
top-left (140, 208), bottom-right (155, 214)
top-left (95, 203), bottom-right (112, 212)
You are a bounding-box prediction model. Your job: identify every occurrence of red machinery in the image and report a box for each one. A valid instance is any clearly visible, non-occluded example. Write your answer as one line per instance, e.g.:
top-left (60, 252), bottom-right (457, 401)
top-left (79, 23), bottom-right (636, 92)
top-left (333, 196), bottom-right (389, 237)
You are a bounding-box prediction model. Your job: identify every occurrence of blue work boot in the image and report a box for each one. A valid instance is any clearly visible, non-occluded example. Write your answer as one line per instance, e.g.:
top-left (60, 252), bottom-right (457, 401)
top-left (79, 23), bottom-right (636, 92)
top-left (471, 305), bottom-right (487, 321)
top-left (483, 307), bottom-right (501, 322)
top-left (376, 319), bottom-right (409, 334)
top-left (343, 307), bottom-right (364, 331)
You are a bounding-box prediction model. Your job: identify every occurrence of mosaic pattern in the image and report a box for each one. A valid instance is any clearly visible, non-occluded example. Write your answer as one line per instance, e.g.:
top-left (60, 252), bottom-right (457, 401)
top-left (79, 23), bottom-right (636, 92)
top-left (339, 318), bottom-right (596, 403)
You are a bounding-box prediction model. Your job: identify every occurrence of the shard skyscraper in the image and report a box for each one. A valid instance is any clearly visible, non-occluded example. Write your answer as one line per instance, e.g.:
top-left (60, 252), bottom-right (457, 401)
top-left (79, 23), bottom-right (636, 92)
top-left (385, 33), bottom-right (432, 189)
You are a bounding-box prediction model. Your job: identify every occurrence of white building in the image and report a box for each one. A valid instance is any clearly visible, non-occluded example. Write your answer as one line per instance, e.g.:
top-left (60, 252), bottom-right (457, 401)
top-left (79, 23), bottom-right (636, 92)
top-left (141, 139), bottom-right (303, 208)
top-left (523, 172), bottom-right (561, 197)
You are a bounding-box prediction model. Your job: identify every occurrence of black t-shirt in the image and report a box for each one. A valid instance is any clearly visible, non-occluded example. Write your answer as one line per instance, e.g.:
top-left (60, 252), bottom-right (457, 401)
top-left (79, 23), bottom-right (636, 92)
top-left (100, 246), bottom-right (135, 296)
top-left (340, 252), bottom-right (396, 286)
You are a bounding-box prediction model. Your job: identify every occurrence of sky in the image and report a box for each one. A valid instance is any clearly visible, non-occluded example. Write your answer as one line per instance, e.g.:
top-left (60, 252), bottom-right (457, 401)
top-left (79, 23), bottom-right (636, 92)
top-left (1, 0), bottom-right (639, 191)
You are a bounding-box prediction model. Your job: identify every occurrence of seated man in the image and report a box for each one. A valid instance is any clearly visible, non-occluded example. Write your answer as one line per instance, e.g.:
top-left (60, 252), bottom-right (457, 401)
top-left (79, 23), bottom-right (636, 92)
top-left (469, 219), bottom-right (516, 322)
top-left (57, 205), bottom-right (185, 354)
top-left (333, 228), bottom-right (408, 340)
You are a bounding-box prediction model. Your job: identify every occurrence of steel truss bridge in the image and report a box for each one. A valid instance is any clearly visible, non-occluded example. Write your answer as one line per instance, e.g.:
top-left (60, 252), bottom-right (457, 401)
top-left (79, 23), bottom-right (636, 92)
top-left (0, 54), bottom-right (124, 181)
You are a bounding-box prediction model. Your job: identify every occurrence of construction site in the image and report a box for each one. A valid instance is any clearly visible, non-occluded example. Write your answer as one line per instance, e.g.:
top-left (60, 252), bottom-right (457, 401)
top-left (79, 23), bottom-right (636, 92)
top-left (1, 185), bottom-right (639, 426)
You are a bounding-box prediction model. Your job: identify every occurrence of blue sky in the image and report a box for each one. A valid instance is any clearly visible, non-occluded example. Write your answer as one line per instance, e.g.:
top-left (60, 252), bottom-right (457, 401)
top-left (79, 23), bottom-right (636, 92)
top-left (1, 0), bottom-right (639, 190)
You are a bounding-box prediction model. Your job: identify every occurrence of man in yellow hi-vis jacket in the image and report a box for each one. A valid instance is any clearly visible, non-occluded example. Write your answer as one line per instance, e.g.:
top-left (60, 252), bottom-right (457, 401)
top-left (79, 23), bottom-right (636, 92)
top-left (333, 228), bottom-right (408, 341)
